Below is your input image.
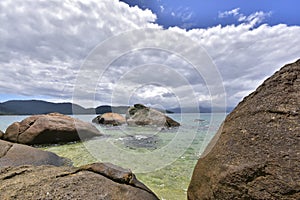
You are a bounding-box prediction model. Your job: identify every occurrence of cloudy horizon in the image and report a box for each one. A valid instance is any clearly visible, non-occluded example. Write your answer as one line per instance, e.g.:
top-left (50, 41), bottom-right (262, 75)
top-left (1, 0), bottom-right (299, 109)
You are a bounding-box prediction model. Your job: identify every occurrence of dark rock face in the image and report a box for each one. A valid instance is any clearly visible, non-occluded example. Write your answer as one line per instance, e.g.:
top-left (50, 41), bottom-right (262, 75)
top-left (92, 112), bottom-right (126, 126)
top-left (0, 163), bottom-right (159, 200)
top-left (0, 130), bottom-right (3, 139)
top-left (0, 139), bottom-right (67, 167)
top-left (126, 104), bottom-right (180, 127)
top-left (3, 113), bottom-right (102, 145)
top-left (188, 60), bottom-right (300, 200)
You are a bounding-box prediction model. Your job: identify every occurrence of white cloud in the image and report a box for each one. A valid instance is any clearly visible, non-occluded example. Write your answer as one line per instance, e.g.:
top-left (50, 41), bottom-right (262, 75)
top-left (177, 22), bottom-right (300, 105)
top-left (0, 0), bottom-right (159, 105)
top-left (218, 8), bottom-right (240, 18)
top-left (160, 5), bottom-right (164, 13)
top-left (239, 11), bottom-right (272, 26)
top-left (219, 8), bottom-right (272, 27)
top-left (171, 7), bottom-right (194, 23)
top-left (0, 1), bottom-right (300, 110)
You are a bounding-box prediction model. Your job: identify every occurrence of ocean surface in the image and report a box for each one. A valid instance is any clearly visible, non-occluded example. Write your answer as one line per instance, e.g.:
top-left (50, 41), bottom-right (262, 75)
top-left (0, 113), bottom-right (226, 200)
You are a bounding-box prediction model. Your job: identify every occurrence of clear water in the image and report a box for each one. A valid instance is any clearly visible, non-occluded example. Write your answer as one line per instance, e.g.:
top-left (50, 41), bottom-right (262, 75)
top-left (0, 113), bottom-right (226, 200)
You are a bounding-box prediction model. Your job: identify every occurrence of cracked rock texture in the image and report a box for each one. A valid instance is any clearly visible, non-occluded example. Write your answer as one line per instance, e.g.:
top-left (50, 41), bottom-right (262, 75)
top-left (0, 139), bottom-right (66, 167)
top-left (188, 59), bottom-right (300, 199)
top-left (3, 113), bottom-right (102, 144)
top-left (0, 163), bottom-right (159, 200)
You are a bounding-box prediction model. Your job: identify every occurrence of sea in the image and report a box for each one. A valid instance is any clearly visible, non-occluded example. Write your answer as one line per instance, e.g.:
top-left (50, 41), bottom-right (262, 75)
top-left (0, 113), bottom-right (226, 200)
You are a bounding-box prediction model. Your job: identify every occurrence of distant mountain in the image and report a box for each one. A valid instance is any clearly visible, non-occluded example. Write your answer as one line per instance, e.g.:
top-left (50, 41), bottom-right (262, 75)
top-left (0, 100), bottom-right (88, 115)
top-left (0, 100), bottom-right (232, 115)
top-left (168, 106), bottom-right (234, 113)
top-left (0, 100), bottom-right (130, 115)
top-left (95, 105), bottom-right (129, 114)
top-left (0, 104), bottom-right (13, 115)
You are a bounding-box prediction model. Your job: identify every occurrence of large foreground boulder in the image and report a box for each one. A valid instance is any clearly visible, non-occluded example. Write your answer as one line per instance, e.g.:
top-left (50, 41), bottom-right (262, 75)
top-left (0, 139), bottom-right (66, 167)
top-left (3, 113), bottom-right (101, 145)
top-left (0, 162), bottom-right (159, 200)
top-left (126, 104), bottom-right (180, 127)
top-left (188, 59), bottom-right (300, 199)
top-left (92, 112), bottom-right (126, 126)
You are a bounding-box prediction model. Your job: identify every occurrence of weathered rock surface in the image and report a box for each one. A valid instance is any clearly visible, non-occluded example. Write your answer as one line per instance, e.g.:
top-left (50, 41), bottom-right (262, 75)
top-left (0, 139), bottom-right (66, 167)
top-left (0, 162), bottom-right (159, 200)
top-left (3, 113), bottom-right (101, 145)
top-left (92, 112), bottom-right (126, 126)
top-left (188, 59), bottom-right (300, 200)
top-left (126, 104), bottom-right (180, 127)
top-left (0, 130), bottom-right (3, 139)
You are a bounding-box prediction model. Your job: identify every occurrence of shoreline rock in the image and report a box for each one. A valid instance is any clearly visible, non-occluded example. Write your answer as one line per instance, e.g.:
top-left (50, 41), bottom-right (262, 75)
top-left (126, 104), bottom-right (180, 127)
top-left (188, 59), bottom-right (300, 199)
top-left (3, 113), bottom-right (102, 145)
top-left (92, 112), bottom-right (126, 126)
top-left (0, 139), bottom-right (67, 167)
top-left (0, 162), bottom-right (159, 200)
top-left (0, 130), bottom-right (3, 139)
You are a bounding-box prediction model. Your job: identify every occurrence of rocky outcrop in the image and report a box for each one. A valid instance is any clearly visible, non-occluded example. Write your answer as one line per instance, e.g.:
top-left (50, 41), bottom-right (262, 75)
top-left (126, 104), bottom-right (180, 127)
top-left (188, 59), bottom-right (300, 199)
top-left (0, 139), bottom-right (67, 167)
top-left (0, 130), bottom-right (3, 139)
top-left (3, 113), bottom-right (101, 145)
top-left (92, 112), bottom-right (126, 126)
top-left (0, 162), bottom-right (159, 200)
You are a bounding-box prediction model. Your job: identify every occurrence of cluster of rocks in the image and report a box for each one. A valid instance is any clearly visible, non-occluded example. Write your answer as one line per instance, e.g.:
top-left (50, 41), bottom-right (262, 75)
top-left (0, 59), bottom-right (299, 199)
top-left (0, 113), bottom-right (159, 200)
top-left (188, 59), bottom-right (300, 199)
top-left (92, 104), bottom-right (180, 127)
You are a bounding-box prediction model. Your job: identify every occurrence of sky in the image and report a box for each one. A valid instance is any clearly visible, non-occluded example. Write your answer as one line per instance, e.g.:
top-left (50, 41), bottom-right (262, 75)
top-left (120, 0), bottom-right (300, 29)
top-left (0, 0), bottom-right (299, 109)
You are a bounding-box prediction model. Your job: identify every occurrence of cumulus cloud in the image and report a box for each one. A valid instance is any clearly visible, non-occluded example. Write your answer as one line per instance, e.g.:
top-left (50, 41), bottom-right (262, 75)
top-left (177, 23), bottom-right (300, 105)
top-left (0, 0), bottom-right (159, 105)
top-left (0, 0), bottom-right (300, 110)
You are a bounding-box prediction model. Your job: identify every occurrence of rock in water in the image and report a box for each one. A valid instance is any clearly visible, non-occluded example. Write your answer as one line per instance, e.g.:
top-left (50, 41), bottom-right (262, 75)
top-left (0, 163), bottom-right (159, 200)
top-left (92, 112), bottom-right (126, 126)
top-left (188, 59), bottom-right (300, 200)
top-left (126, 104), bottom-right (180, 127)
top-left (0, 139), bottom-right (67, 167)
top-left (3, 113), bottom-right (102, 144)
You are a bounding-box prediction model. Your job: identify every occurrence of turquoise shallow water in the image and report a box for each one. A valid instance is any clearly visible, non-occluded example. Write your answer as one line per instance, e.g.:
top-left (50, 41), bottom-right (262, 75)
top-left (0, 113), bottom-right (226, 200)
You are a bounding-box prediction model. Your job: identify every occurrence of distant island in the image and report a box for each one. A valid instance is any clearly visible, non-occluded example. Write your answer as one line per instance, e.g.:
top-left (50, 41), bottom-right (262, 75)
top-left (0, 100), bottom-right (233, 115)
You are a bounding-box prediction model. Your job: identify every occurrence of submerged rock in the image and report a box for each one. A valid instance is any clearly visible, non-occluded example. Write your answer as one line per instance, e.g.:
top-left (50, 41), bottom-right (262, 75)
top-left (126, 104), bottom-right (180, 127)
top-left (3, 113), bottom-right (102, 145)
top-left (122, 134), bottom-right (160, 150)
top-left (0, 162), bottom-right (159, 200)
top-left (0, 139), bottom-right (67, 167)
top-left (188, 59), bottom-right (300, 199)
top-left (92, 112), bottom-right (126, 126)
